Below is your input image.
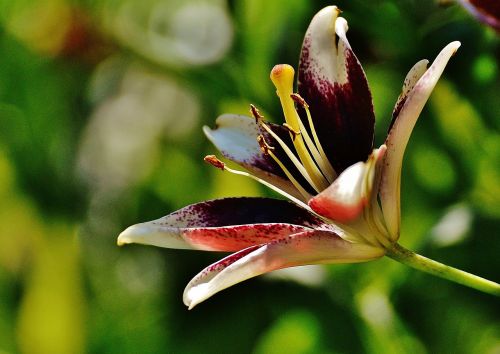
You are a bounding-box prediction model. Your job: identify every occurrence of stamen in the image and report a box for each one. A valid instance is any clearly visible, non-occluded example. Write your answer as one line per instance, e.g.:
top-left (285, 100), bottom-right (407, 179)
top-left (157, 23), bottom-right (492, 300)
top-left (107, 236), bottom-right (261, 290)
top-left (203, 154), bottom-right (311, 208)
top-left (282, 123), bottom-right (301, 141)
top-left (266, 149), bottom-right (313, 201)
top-left (257, 135), bottom-right (275, 155)
top-left (292, 93), bottom-right (337, 181)
top-left (249, 104), bottom-right (263, 123)
top-left (290, 93), bottom-right (308, 108)
top-left (296, 117), bottom-right (336, 184)
top-left (259, 124), bottom-right (322, 192)
top-left (204, 155), bottom-right (226, 170)
top-left (270, 65), bottom-right (329, 190)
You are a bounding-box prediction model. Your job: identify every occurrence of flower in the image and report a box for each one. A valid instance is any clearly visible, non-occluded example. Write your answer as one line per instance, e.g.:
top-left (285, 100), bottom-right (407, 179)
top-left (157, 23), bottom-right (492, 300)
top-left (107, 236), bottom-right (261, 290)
top-left (118, 6), bottom-right (461, 309)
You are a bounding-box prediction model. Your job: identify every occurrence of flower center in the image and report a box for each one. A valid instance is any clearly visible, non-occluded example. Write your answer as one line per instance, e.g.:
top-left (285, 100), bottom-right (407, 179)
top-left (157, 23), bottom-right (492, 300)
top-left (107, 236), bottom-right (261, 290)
top-left (252, 64), bottom-right (337, 199)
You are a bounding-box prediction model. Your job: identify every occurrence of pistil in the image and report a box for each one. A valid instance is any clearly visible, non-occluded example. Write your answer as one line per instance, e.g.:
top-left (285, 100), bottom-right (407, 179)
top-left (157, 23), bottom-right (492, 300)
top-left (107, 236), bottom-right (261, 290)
top-left (270, 65), bottom-right (330, 191)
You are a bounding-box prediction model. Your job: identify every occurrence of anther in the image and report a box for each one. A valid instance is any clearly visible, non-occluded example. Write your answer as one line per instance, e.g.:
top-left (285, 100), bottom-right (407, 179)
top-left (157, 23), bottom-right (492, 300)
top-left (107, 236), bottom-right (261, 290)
top-left (290, 93), bottom-right (309, 108)
top-left (204, 155), bottom-right (226, 170)
top-left (257, 135), bottom-right (274, 155)
top-left (250, 104), bottom-right (264, 123)
top-left (282, 123), bottom-right (301, 141)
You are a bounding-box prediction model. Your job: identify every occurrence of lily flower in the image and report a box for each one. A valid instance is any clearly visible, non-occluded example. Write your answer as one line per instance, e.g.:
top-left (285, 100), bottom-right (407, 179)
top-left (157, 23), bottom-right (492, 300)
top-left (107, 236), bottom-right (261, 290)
top-left (118, 6), bottom-right (499, 308)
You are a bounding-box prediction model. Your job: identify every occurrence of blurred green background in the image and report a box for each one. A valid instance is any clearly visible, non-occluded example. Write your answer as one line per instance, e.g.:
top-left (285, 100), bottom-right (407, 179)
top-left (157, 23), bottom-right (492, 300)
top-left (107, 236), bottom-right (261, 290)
top-left (0, 0), bottom-right (499, 353)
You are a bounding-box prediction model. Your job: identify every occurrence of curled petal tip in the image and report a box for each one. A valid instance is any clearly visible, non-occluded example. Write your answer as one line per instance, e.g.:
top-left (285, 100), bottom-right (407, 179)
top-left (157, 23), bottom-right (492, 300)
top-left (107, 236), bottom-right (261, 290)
top-left (450, 41), bottom-right (461, 54)
top-left (335, 17), bottom-right (349, 37)
top-left (316, 5), bottom-right (341, 17)
top-left (117, 224), bottom-right (144, 246)
top-left (184, 284), bottom-right (211, 310)
top-left (117, 221), bottom-right (190, 249)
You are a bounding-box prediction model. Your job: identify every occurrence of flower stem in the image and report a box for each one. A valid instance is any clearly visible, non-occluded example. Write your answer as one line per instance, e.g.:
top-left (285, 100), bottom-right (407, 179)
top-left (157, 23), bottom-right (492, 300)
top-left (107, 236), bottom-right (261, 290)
top-left (386, 242), bottom-right (500, 296)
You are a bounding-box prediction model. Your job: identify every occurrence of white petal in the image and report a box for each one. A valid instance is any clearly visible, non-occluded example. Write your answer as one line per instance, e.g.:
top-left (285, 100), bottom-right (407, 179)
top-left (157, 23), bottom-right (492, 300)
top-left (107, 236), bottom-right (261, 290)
top-left (380, 41), bottom-right (461, 239)
top-left (390, 59), bottom-right (429, 128)
top-left (301, 6), bottom-right (342, 83)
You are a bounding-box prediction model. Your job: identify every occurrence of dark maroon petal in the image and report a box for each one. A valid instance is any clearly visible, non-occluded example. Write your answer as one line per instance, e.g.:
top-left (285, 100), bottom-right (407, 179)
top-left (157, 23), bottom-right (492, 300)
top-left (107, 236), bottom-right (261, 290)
top-left (459, 0), bottom-right (500, 31)
top-left (298, 8), bottom-right (374, 173)
top-left (167, 197), bottom-right (324, 227)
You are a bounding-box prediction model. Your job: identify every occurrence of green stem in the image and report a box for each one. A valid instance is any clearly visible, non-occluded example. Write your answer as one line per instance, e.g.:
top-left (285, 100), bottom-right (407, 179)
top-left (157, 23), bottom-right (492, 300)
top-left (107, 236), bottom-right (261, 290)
top-left (386, 242), bottom-right (500, 296)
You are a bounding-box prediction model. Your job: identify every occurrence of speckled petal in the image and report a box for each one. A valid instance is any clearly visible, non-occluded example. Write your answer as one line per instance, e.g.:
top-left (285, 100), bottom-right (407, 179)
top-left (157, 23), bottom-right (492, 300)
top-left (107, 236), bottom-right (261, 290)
top-left (388, 59), bottom-right (429, 132)
top-left (204, 114), bottom-right (312, 200)
top-left (183, 229), bottom-right (384, 309)
top-left (381, 42), bottom-right (461, 238)
top-left (298, 6), bottom-right (374, 173)
top-left (117, 197), bottom-right (327, 251)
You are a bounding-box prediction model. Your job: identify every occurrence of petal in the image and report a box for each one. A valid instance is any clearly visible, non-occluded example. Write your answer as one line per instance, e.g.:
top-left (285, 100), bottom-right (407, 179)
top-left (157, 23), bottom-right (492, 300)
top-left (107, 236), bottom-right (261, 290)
top-left (389, 59), bottom-right (429, 132)
top-left (203, 114), bottom-right (285, 179)
top-left (203, 114), bottom-right (312, 200)
top-left (380, 42), bottom-right (461, 238)
top-left (183, 230), bottom-right (384, 309)
top-left (298, 6), bottom-right (375, 173)
top-left (458, 0), bottom-right (500, 31)
top-left (308, 147), bottom-right (386, 224)
top-left (117, 197), bottom-right (327, 251)
top-left (308, 162), bottom-right (368, 223)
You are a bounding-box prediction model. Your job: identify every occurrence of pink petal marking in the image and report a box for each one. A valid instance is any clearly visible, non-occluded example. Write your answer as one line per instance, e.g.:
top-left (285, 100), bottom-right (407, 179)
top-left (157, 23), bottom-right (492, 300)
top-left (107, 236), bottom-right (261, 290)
top-left (308, 162), bottom-right (369, 223)
top-left (308, 146), bottom-right (387, 224)
top-left (182, 224), bottom-right (313, 251)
